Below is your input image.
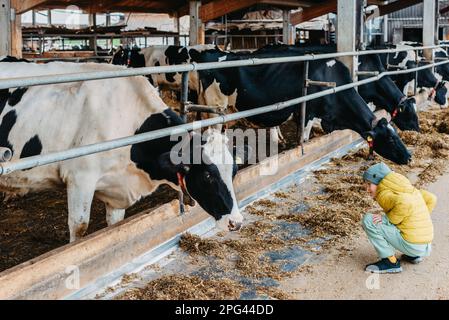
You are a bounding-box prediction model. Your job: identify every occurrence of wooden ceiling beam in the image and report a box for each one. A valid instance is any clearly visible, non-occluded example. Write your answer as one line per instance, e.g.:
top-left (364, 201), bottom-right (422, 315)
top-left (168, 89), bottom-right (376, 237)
top-left (12, 0), bottom-right (49, 14)
top-left (201, 0), bottom-right (260, 21)
top-left (179, 0), bottom-right (261, 22)
top-left (291, 0), bottom-right (336, 25)
top-left (259, 0), bottom-right (313, 8)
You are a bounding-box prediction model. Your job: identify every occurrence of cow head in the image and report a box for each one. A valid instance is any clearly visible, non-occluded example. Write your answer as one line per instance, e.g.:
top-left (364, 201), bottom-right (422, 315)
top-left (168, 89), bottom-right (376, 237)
top-left (393, 97), bottom-right (420, 132)
top-left (417, 61), bottom-right (448, 107)
top-left (363, 118), bottom-right (411, 165)
top-left (111, 47), bottom-right (145, 68)
top-left (170, 130), bottom-right (244, 231)
top-left (430, 81), bottom-right (448, 107)
top-left (131, 109), bottom-right (243, 231)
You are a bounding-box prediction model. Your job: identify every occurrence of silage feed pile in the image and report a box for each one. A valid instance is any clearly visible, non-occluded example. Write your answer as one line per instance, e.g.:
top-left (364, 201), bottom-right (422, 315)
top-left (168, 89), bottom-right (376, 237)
top-left (112, 108), bottom-right (449, 300)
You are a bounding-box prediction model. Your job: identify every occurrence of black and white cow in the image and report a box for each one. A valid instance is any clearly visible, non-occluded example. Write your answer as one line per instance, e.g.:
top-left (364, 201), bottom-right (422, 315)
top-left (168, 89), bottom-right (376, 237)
top-left (111, 45), bottom-right (216, 94)
top-left (434, 45), bottom-right (449, 83)
top-left (0, 57), bottom-right (243, 242)
top-left (357, 54), bottom-right (420, 132)
top-left (193, 46), bottom-right (412, 165)
top-left (374, 43), bottom-right (448, 107)
top-left (257, 44), bottom-right (420, 132)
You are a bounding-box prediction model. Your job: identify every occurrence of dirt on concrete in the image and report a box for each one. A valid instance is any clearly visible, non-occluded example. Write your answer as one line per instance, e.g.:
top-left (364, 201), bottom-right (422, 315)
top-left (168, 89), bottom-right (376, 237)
top-left (110, 107), bottom-right (449, 300)
top-left (280, 172), bottom-right (449, 300)
top-left (0, 94), bottom-right (306, 274)
top-left (0, 185), bottom-right (178, 272)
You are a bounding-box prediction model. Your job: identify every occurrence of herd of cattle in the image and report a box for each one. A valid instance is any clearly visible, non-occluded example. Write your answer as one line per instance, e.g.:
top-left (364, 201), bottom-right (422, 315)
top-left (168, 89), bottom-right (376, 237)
top-left (0, 41), bottom-right (448, 243)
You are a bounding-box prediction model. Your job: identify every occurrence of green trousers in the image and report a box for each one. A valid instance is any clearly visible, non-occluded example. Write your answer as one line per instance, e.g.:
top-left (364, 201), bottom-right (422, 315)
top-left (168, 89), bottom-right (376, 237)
top-left (362, 213), bottom-right (432, 259)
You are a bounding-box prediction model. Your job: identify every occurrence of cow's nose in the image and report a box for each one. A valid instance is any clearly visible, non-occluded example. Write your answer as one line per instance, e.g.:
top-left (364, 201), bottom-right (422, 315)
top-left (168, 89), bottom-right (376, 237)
top-left (228, 220), bottom-right (242, 231)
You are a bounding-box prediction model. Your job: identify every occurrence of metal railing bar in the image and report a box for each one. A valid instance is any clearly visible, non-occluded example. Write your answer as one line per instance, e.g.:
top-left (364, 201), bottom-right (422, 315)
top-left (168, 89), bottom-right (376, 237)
top-left (0, 45), bottom-right (447, 90)
top-left (1, 58), bottom-right (448, 176)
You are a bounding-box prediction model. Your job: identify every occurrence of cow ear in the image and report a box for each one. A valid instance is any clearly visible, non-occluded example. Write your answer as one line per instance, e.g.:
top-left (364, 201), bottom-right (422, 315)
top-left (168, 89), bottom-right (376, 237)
top-left (188, 49), bottom-right (201, 63)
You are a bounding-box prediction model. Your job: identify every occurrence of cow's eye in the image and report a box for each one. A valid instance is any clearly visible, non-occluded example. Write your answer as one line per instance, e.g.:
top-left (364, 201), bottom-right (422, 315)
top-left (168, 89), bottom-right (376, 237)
top-left (204, 172), bottom-right (211, 180)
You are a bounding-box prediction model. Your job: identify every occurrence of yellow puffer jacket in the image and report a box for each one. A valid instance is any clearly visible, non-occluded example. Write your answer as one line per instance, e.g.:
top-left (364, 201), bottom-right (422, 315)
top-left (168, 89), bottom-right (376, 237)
top-left (376, 172), bottom-right (436, 244)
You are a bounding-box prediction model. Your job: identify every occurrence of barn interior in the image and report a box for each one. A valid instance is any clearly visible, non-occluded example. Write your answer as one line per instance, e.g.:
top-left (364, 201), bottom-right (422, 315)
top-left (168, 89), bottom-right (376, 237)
top-left (2, 1), bottom-right (447, 59)
top-left (1, 0), bottom-right (449, 301)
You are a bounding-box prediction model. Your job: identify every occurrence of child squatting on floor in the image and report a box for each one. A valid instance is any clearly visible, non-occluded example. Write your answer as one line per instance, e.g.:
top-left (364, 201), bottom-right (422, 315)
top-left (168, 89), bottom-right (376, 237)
top-left (362, 162), bottom-right (436, 274)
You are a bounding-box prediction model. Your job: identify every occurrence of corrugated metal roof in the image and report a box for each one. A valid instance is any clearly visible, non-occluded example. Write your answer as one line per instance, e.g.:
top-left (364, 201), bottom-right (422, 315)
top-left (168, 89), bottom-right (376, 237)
top-left (388, 0), bottom-right (449, 19)
top-left (387, 0), bottom-right (449, 29)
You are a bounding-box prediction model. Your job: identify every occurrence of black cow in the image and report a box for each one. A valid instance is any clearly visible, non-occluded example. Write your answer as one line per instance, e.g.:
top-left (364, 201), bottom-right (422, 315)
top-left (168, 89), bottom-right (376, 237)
top-left (111, 45), bottom-right (216, 99)
top-left (257, 44), bottom-right (419, 132)
top-left (193, 46), bottom-right (411, 165)
top-left (434, 45), bottom-right (449, 83)
top-left (358, 54), bottom-right (420, 132)
top-left (373, 43), bottom-right (448, 106)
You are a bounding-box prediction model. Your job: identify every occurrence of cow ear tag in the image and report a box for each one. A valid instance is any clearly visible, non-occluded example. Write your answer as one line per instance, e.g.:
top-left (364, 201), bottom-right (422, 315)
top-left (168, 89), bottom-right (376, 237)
top-left (235, 156), bottom-right (243, 165)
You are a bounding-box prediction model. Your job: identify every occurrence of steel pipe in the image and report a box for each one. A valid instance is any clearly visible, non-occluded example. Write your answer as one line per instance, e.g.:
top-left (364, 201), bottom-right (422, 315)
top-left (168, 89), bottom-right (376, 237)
top-left (2, 58), bottom-right (449, 176)
top-left (0, 45), bottom-right (447, 90)
top-left (0, 147), bottom-right (12, 162)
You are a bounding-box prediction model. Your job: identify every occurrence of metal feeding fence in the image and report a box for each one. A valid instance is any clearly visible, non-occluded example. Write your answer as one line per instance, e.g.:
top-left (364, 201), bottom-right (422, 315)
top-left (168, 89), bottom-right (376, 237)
top-left (0, 44), bottom-right (449, 176)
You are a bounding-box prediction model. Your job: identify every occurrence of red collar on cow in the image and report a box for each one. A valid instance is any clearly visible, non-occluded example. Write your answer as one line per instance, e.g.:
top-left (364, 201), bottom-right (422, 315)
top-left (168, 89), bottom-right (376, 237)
top-left (428, 87), bottom-right (436, 101)
top-left (127, 51), bottom-right (132, 67)
top-left (366, 136), bottom-right (374, 148)
top-left (391, 108), bottom-right (399, 119)
top-left (177, 172), bottom-right (190, 198)
top-left (428, 82), bottom-right (445, 101)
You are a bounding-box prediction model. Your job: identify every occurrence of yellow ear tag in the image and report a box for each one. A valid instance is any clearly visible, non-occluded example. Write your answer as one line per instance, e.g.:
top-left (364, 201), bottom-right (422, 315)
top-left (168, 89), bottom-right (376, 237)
top-left (235, 156), bottom-right (243, 165)
top-left (366, 136), bottom-right (373, 142)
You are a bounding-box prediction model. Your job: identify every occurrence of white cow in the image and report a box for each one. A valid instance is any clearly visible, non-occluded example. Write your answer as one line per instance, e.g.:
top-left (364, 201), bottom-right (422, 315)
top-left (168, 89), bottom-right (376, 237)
top-left (111, 45), bottom-right (216, 93)
top-left (0, 57), bottom-right (243, 242)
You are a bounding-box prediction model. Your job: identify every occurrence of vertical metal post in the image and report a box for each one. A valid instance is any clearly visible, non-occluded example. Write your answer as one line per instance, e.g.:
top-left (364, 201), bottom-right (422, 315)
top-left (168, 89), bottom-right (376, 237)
top-left (180, 72), bottom-right (189, 122)
top-left (337, 0), bottom-right (363, 82)
top-left (0, 0), bottom-right (11, 57)
top-left (383, 15), bottom-right (388, 44)
top-left (32, 10), bottom-right (36, 26)
top-left (174, 12), bottom-right (181, 46)
top-left (414, 49), bottom-right (419, 96)
top-left (179, 71), bottom-right (190, 215)
top-left (299, 61), bottom-right (309, 155)
top-left (423, 0), bottom-right (437, 61)
top-left (47, 9), bottom-right (51, 26)
top-left (106, 13), bottom-right (111, 27)
top-left (283, 9), bottom-right (292, 45)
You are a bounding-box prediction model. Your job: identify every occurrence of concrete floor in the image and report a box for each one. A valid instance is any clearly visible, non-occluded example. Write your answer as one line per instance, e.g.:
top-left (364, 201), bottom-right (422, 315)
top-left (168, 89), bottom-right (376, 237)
top-left (92, 149), bottom-right (449, 300)
top-left (281, 173), bottom-right (449, 300)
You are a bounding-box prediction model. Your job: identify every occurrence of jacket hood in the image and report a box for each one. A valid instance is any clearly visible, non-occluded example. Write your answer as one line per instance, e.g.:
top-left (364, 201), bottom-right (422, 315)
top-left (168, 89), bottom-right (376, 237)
top-left (376, 172), bottom-right (415, 196)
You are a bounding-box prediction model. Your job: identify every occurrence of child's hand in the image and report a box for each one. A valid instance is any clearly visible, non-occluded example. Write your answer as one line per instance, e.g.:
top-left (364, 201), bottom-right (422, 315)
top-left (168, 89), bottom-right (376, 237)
top-left (372, 214), bottom-right (383, 224)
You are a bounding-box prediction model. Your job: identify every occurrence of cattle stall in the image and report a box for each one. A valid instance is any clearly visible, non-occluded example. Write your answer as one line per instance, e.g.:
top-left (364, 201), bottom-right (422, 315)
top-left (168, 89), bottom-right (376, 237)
top-left (1, 42), bottom-right (449, 298)
top-left (0, 0), bottom-right (448, 300)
